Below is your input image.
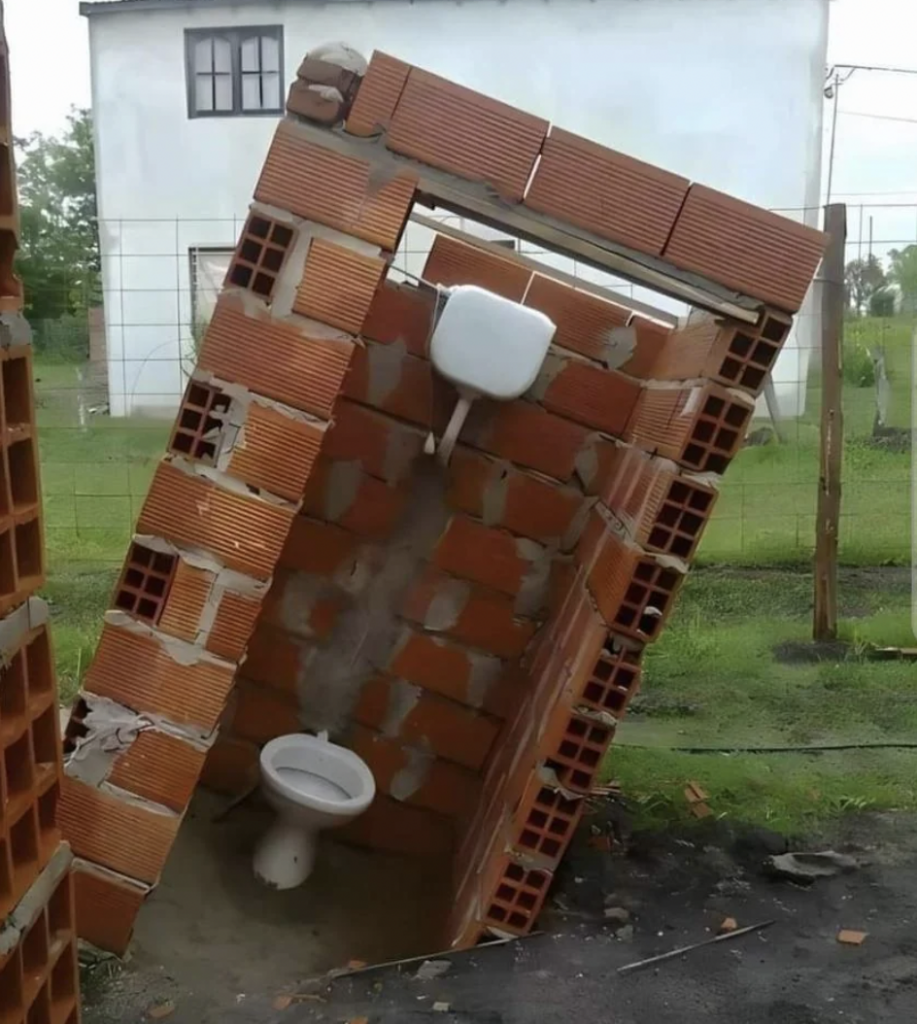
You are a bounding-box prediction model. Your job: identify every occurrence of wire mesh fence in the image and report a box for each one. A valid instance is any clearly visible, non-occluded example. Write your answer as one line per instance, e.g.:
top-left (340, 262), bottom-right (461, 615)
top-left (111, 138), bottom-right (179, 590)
top-left (26, 202), bottom-right (914, 693)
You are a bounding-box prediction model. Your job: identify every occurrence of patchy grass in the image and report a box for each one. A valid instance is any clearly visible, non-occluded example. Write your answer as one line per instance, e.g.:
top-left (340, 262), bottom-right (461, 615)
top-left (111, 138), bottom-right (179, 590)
top-left (34, 360), bottom-right (170, 703)
top-left (701, 315), bottom-right (913, 568)
top-left (610, 567), bottom-right (917, 834)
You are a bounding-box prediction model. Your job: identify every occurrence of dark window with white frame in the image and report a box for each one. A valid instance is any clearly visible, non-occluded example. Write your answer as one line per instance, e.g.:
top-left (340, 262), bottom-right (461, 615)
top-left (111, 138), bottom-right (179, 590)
top-left (185, 27), bottom-right (283, 118)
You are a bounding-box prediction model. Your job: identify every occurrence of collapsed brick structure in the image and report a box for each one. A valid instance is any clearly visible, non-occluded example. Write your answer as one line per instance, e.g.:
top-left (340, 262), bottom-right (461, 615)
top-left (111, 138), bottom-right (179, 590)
top-left (0, 6), bottom-right (82, 1021)
top-left (60, 49), bottom-right (827, 953)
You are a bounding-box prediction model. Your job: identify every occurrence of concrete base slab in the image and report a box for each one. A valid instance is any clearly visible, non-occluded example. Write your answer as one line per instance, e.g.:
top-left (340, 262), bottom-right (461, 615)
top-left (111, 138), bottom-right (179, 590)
top-left (81, 789), bottom-right (450, 1023)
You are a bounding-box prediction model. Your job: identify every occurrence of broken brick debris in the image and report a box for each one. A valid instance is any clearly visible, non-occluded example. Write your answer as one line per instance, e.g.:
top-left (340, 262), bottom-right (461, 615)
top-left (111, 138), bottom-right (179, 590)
top-left (53, 42), bottom-right (826, 956)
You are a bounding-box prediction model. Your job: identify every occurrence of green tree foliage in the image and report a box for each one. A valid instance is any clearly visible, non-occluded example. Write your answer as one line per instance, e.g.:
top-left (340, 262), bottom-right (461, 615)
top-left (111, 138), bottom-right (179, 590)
top-left (14, 108), bottom-right (100, 329)
top-left (868, 288), bottom-right (897, 319)
top-left (844, 254), bottom-right (886, 316)
top-left (888, 245), bottom-right (917, 314)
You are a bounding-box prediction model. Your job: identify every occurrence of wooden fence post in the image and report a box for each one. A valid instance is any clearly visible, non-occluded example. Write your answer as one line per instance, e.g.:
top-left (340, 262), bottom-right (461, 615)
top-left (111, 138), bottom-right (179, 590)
top-left (814, 203), bottom-right (846, 640)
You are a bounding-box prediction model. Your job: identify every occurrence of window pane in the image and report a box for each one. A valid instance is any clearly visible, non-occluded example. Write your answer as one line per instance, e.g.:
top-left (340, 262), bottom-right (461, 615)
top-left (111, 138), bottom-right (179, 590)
top-left (195, 74), bottom-right (214, 112)
top-left (260, 35), bottom-right (280, 73)
top-left (213, 37), bottom-right (232, 74)
top-left (241, 73), bottom-right (262, 111)
top-left (240, 36), bottom-right (260, 73)
top-left (260, 72), bottom-right (280, 110)
top-left (194, 38), bottom-right (213, 73)
top-left (214, 73), bottom-right (233, 111)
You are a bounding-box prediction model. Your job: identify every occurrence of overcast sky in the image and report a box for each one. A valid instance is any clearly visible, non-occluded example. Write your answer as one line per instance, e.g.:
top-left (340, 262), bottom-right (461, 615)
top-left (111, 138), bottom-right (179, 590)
top-left (4, 0), bottom-right (917, 254)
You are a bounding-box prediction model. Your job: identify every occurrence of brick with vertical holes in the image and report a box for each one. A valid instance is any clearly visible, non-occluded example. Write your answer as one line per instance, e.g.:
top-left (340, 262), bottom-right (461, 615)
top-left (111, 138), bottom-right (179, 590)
top-left (576, 508), bottom-right (685, 643)
top-left (626, 383), bottom-right (754, 475)
top-left (650, 311), bottom-right (792, 395)
top-left (586, 444), bottom-right (718, 561)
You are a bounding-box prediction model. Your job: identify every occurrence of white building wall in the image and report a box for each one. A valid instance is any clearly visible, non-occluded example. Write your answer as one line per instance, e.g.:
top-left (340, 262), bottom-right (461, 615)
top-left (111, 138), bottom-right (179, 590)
top-left (87, 0), bottom-right (829, 416)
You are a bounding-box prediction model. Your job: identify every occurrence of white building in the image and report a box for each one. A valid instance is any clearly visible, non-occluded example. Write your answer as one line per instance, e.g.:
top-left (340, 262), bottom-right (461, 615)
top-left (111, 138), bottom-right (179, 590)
top-left (82, 0), bottom-right (830, 417)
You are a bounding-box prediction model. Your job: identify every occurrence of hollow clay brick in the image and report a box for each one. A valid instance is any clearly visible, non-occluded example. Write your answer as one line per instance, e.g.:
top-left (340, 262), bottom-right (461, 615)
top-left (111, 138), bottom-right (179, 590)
top-left (321, 398), bottom-right (427, 484)
top-left (205, 590), bottom-right (264, 662)
top-left (361, 280), bottom-right (437, 358)
top-left (345, 51), bottom-right (412, 137)
top-left (198, 734), bottom-right (260, 797)
top-left (433, 515), bottom-right (544, 597)
top-left (107, 730), bottom-right (207, 814)
top-left (343, 340), bottom-right (438, 428)
top-left (577, 509), bottom-right (684, 643)
top-left (386, 68), bottom-right (549, 201)
top-left (241, 623), bottom-right (309, 697)
top-left (447, 446), bottom-right (586, 547)
top-left (58, 777), bottom-right (179, 885)
top-left (626, 383), bottom-right (754, 475)
top-left (422, 234), bottom-right (532, 301)
top-left (138, 461), bottom-right (294, 580)
top-left (346, 724), bottom-right (480, 819)
top-left (229, 683), bottom-right (302, 745)
top-left (302, 457), bottom-right (409, 540)
top-left (401, 566), bottom-right (537, 660)
top-left (386, 634), bottom-right (509, 728)
top-left (465, 399), bottom-right (590, 483)
top-left (278, 515), bottom-right (358, 577)
top-left (337, 792), bottom-right (454, 857)
top-left (522, 274), bottom-right (634, 365)
top-left (74, 863), bottom-right (148, 957)
top-left (256, 119), bottom-right (416, 249)
top-left (539, 357), bottom-right (642, 437)
top-left (650, 311), bottom-right (792, 395)
top-left (663, 185), bottom-right (827, 313)
top-left (83, 621), bottom-right (236, 731)
top-left (587, 444), bottom-right (718, 561)
top-left (199, 295), bottom-right (354, 419)
top-left (157, 561), bottom-right (213, 642)
top-left (293, 238), bottom-right (387, 335)
top-left (525, 128), bottom-right (690, 256)
top-left (226, 402), bottom-right (325, 502)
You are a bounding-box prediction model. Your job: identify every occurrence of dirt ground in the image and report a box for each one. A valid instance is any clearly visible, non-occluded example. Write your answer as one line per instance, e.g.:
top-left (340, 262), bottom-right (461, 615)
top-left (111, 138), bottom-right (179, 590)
top-left (82, 805), bottom-right (917, 1024)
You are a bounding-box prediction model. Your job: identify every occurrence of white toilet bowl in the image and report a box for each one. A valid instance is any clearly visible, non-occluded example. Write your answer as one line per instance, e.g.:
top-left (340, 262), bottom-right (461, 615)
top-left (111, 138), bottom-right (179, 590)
top-left (253, 732), bottom-right (375, 889)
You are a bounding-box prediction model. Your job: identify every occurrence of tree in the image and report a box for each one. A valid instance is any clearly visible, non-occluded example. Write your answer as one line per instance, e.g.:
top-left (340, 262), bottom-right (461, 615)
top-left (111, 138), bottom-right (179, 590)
top-left (888, 245), bottom-right (917, 315)
top-left (868, 288), bottom-right (896, 319)
top-left (14, 107), bottom-right (100, 328)
top-left (844, 254), bottom-right (886, 316)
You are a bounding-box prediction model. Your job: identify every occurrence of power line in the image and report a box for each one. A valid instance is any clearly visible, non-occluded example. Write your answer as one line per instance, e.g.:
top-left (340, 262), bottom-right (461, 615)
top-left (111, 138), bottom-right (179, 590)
top-left (839, 109), bottom-right (917, 125)
top-left (831, 63), bottom-right (917, 76)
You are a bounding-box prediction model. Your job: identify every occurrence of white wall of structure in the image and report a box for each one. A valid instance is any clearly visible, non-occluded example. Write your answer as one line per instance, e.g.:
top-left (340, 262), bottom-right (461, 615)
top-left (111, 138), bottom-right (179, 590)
top-left (86, 0), bottom-right (829, 416)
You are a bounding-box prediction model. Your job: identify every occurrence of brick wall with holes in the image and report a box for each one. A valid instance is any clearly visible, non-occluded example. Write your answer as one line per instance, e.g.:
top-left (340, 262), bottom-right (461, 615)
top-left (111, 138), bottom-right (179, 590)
top-left (58, 84), bottom-right (421, 953)
top-left (57, 44), bottom-right (828, 955)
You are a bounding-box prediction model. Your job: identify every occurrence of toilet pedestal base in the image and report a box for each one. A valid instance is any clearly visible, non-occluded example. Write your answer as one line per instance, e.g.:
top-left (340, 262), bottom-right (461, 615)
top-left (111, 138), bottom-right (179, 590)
top-left (253, 815), bottom-right (318, 889)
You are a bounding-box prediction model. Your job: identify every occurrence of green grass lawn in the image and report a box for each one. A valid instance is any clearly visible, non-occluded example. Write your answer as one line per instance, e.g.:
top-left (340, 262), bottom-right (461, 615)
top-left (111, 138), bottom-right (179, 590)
top-left (34, 361), bottom-right (169, 701)
top-left (610, 567), bottom-right (917, 834)
top-left (701, 315), bottom-right (913, 567)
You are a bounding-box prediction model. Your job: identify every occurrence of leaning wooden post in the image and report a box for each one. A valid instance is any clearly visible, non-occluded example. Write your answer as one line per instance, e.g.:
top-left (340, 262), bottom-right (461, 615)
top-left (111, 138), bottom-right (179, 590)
top-left (813, 203), bottom-right (846, 640)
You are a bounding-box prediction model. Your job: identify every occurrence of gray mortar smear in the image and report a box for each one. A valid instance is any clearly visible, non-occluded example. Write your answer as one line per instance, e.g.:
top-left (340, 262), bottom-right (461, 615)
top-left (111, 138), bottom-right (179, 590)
top-left (295, 459), bottom-right (452, 735)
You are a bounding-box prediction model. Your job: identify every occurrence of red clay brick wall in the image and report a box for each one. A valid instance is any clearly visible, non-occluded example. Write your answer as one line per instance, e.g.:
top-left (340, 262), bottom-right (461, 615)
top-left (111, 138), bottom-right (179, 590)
top-left (58, 44), bottom-right (828, 955)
